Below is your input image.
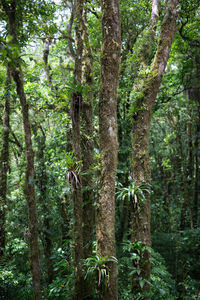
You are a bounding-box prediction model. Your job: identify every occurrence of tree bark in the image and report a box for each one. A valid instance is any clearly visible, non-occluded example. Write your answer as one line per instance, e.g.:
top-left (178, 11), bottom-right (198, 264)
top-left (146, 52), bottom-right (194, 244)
top-left (97, 0), bottom-right (121, 299)
top-left (131, 0), bottom-right (178, 297)
top-left (70, 1), bottom-right (95, 298)
top-left (34, 125), bottom-right (53, 284)
top-left (71, 0), bottom-right (84, 298)
top-left (187, 88), bottom-right (200, 227)
top-left (193, 123), bottom-right (199, 227)
top-left (0, 67), bottom-right (11, 258)
top-left (43, 39), bottom-right (53, 87)
top-left (0, 1), bottom-right (42, 298)
top-left (81, 7), bottom-right (94, 262)
top-left (12, 65), bottom-right (42, 300)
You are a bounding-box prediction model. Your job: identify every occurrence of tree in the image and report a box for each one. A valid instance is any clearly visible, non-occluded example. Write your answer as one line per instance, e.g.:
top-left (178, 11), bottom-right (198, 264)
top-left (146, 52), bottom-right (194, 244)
top-left (1, 1), bottom-right (42, 298)
top-left (0, 67), bottom-right (11, 257)
top-left (96, 0), bottom-right (121, 299)
top-left (70, 0), bottom-right (94, 298)
top-left (1, 0), bottom-right (200, 299)
top-left (33, 124), bottom-right (53, 284)
top-left (130, 0), bottom-right (179, 297)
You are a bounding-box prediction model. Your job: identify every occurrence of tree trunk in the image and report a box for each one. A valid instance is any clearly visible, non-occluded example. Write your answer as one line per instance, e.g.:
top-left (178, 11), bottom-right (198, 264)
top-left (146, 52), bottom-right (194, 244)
top-left (131, 0), bottom-right (178, 297)
top-left (12, 65), bottom-right (42, 300)
top-left (81, 7), bottom-right (94, 261)
top-left (79, 8), bottom-right (95, 299)
top-left (0, 67), bottom-right (11, 257)
top-left (193, 124), bottom-right (199, 227)
top-left (71, 1), bottom-right (95, 298)
top-left (43, 39), bottom-right (53, 87)
top-left (71, 0), bottom-right (84, 298)
top-left (1, 1), bottom-right (42, 299)
top-left (188, 88), bottom-right (200, 227)
top-left (34, 125), bottom-right (53, 284)
top-left (97, 1), bottom-right (121, 299)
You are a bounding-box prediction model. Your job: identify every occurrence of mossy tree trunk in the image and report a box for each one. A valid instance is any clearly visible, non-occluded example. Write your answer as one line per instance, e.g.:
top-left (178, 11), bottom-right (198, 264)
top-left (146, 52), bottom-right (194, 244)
top-left (81, 8), bottom-right (94, 262)
top-left (71, 1), bottom-right (95, 298)
top-left (1, 1), bottom-right (42, 299)
top-left (97, 1), bottom-right (121, 299)
top-left (12, 66), bottom-right (42, 300)
top-left (131, 0), bottom-right (178, 298)
top-left (71, 0), bottom-right (85, 298)
top-left (0, 67), bottom-right (11, 258)
top-left (33, 125), bottom-right (53, 284)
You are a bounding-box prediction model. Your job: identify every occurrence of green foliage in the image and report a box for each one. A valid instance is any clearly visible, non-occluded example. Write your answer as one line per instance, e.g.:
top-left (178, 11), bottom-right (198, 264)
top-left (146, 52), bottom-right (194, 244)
top-left (64, 152), bottom-right (81, 172)
top-left (0, 38), bottom-right (21, 65)
top-left (150, 250), bottom-right (177, 299)
top-left (124, 241), bottom-right (151, 290)
top-left (117, 181), bottom-right (151, 210)
top-left (0, 239), bottom-right (32, 300)
top-left (0, 266), bottom-right (33, 300)
top-left (152, 229), bottom-right (200, 299)
top-left (118, 241), bottom-right (177, 300)
top-left (83, 255), bottom-right (118, 293)
top-left (0, 0), bottom-right (200, 299)
top-left (47, 247), bottom-right (74, 299)
top-left (65, 152), bottom-right (82, 189)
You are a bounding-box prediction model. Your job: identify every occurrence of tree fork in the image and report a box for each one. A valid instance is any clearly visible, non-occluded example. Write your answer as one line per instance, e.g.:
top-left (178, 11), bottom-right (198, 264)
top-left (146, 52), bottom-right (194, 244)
top-left (131, 0), bottom-right (179, 298)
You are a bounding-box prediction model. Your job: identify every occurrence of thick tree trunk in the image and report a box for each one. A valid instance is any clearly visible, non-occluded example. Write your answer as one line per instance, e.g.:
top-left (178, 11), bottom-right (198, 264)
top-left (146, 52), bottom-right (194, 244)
top-left (131, 0), bottom-right (178, 297)
top-left (97, 1), bottom-right (121, 299)
top-left (0, 67), bottom-right (11, 257)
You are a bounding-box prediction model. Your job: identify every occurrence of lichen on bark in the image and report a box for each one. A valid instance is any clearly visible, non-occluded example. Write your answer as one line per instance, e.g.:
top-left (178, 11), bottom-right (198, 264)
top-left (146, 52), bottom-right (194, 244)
top-left (97, 0), bottom-right (121, 299)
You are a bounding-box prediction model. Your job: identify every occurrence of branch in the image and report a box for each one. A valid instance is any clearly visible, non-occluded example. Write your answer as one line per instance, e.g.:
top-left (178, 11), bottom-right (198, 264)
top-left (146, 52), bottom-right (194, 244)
top-left (179, 22), bottom-right (200, 47)
top-left (67, 0), bottom-right (76, 59)
top-left (9, 129), bottom-right (23, 151)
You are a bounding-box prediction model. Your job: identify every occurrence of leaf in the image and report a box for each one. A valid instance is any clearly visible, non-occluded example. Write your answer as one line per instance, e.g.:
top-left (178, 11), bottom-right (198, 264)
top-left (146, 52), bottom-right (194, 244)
top-left (6, 34), bottom-right (13, 43)
top-left (139, 279), bottom-right (145, 289)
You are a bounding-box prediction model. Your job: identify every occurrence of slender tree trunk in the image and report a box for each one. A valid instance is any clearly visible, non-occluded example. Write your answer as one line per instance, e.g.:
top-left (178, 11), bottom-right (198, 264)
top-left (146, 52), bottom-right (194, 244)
top-left (71, 1), bottom-right (84, 298)
top-left (59, 119), bottom-right (73, 245)
top-left (1, 2), bottom-right (42, 297)
top-left (34, 125), bottom-right (53, 284)
top-left (71, 93), bottom-right (84, 300)
top-left (97, 1), bottom-right (121, 299)
top-left (81, 8), bottom-right (94, 261)
top-left (131, 0), bottom-right (178, 297)
top-left (193, 126), bottom-right (199, 227)
top-left (0, 67), bottom-right (11, 257)
top-left (43, 39), bottom-right (53, 87)
top-left (188, 88), bottom-right (200, 227)
top-left (12, 65), bottom-right (42, 300)
top-left (1, 1), bottom-right (42, 297)
top-left (179, 91), bottom-right (193, 229)
top-left (69, 2), bottom-right (95, 297)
